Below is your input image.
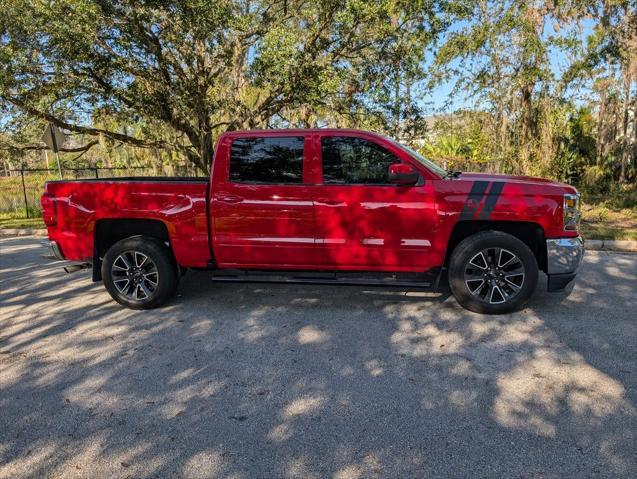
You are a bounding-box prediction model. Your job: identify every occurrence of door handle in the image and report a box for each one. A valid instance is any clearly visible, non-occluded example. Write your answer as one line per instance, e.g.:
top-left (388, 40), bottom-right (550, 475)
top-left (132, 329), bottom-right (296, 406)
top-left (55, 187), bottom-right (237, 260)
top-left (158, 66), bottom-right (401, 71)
top-left (218, 194), bottom-right (243, 204)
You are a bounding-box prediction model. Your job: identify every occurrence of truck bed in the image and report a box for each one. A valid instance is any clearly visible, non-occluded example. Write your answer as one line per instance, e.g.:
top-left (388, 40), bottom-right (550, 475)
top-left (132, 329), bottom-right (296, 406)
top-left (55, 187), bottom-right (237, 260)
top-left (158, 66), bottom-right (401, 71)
top-left (43, 178), bottom-right (211, 268)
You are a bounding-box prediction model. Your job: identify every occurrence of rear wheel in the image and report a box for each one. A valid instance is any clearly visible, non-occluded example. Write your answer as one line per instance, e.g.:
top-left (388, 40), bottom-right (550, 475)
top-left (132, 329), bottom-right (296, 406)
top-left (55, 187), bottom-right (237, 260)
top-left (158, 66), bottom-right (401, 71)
top-left (448, 231), bottom-right (538, 314)
top-left (102, 236), bottom-right (178, 309)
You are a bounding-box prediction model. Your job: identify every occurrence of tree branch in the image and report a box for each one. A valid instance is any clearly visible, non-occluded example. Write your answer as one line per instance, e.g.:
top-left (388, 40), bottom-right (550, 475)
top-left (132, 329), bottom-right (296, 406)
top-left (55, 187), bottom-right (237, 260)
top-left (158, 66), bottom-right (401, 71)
top-left (2, 96), bottom-right (162, 148)
top-left (0, 140), bottom-right (99, 153)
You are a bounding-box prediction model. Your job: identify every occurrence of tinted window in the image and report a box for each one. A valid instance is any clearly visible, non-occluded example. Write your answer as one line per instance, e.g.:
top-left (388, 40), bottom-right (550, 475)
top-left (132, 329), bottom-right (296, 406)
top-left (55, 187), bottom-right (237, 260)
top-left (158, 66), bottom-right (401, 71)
top-left (321, 137), bottom-right (399, 184)
top-left (230, 137), bottom-right (304, 183)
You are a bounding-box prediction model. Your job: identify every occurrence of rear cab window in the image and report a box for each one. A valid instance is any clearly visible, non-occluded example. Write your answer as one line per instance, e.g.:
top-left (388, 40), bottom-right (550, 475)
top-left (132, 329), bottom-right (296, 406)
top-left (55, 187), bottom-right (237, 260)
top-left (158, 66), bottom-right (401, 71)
top-left (229, 136), bottom-right (304, 184)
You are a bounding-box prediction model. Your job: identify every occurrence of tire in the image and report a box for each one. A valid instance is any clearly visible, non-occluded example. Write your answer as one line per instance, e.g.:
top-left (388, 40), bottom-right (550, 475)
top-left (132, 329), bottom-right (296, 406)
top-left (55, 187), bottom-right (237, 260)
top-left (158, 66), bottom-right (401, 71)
top-left (448, 231), bottom-right (538, 314)
top-left (102, 236), bottom-right (178, 310)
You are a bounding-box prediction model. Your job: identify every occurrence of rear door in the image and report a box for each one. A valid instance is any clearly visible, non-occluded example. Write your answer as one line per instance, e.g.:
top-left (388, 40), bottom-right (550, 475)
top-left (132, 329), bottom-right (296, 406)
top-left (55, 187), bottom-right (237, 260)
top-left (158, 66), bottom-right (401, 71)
top-left (211, 133), bottom-right (317, 268)
top-left (312, 133), bottom-right (438, 271)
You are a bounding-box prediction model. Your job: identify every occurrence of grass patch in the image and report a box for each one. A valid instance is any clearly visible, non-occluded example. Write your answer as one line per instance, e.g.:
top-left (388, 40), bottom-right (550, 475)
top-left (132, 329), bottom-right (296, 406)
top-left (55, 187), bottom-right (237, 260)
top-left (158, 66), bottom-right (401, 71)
top-left (0, 211), bottom-right (45, 230)
top-left (580, 194), bottom-right (637, 241)
top-left (581, 186), bottom-right (637, 241)
top-left (0, 174), bottom-right (54, 218)
top-left (0, 217), bottom-right (45, 229)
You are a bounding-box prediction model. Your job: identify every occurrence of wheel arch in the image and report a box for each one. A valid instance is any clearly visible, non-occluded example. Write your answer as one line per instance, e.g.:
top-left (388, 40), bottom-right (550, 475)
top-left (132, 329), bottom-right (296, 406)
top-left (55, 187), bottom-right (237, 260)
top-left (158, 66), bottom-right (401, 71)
top-left (444, 220), bottom-right (547, 273)
top-left (93, 218), bottom-right (172, 281)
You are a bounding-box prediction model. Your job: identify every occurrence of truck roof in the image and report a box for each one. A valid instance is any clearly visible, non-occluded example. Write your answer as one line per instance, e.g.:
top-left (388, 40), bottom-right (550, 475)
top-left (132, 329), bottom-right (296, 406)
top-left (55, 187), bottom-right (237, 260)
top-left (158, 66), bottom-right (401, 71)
top-left (219, 128), bottom-right (383, 138)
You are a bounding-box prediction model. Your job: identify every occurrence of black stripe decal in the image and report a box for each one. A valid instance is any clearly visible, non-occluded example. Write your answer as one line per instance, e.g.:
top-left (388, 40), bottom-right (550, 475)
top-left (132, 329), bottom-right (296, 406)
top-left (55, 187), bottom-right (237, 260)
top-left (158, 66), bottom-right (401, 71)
top-left (459, 181), bottom-right (489, 221)
top-left (479, 181), bottom-right (505, 220)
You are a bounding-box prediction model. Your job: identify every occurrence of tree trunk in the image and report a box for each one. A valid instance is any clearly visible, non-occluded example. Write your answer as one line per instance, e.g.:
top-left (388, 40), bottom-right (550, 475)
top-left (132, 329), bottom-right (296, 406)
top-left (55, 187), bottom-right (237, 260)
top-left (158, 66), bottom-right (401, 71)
top-left (393, 72), bottom-right (401, 137)
top-left (199, 132), bottom-right (214, 175)
top-left (151, 148), bottom-right (162, 176)
top-left (519, 85), bottom-right (532, 174)
top-left (596, 79), bottom-right (608, 164)
top-left (619, 68), bottom-right (632, 183)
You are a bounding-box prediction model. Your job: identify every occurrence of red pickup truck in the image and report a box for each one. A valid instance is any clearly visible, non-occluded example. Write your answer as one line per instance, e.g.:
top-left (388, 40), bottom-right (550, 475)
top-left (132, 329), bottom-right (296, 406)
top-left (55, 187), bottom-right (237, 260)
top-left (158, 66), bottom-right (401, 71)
top-left (41, 129), bottom-right (583, 314)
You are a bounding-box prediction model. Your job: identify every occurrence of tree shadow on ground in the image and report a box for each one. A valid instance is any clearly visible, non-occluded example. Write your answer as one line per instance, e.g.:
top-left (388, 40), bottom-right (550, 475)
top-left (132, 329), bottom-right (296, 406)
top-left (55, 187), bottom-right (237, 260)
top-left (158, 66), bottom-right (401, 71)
top-left (1, 238), bottom-right (635, 478)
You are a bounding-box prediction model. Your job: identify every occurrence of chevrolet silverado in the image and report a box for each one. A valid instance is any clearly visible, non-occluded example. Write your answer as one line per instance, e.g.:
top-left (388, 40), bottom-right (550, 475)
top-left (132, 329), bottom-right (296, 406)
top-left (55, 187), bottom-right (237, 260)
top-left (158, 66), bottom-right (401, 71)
top-left (42, 129), bottom-right (584, 313)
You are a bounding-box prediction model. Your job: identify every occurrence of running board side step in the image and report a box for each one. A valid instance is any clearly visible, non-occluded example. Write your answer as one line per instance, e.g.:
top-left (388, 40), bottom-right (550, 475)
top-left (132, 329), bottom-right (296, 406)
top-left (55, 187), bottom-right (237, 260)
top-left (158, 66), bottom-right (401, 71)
top-left (211, 269), bottom-right (434, 289)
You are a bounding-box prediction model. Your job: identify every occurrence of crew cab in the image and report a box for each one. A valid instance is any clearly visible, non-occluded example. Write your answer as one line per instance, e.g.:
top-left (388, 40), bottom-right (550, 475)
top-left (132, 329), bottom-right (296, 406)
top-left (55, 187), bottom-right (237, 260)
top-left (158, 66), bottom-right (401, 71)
top-left (41, 129), bottom-right (584, 314)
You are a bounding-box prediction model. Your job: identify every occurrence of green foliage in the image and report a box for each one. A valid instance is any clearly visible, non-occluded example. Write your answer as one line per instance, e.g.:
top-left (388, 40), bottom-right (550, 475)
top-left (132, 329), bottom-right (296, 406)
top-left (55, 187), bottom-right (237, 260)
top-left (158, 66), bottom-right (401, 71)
top-left (420, 111), bottom-right (497, 171)
top-left (582, 165), bottom-right (613, 194)
top-left (0, 0), bottom-right (443, 172)
top-left (0, 0), bottom-right (634, 195)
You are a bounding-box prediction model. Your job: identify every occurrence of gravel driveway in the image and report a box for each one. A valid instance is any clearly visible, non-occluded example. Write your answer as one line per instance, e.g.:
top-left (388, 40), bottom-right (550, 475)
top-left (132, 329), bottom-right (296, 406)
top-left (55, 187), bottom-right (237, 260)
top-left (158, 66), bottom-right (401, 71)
top-left (1, 236), bottom-right (635, 478)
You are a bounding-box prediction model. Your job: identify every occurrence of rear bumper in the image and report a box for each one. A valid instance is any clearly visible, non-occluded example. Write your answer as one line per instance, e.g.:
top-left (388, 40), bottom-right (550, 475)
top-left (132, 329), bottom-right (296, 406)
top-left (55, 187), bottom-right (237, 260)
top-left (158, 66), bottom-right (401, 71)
top-left (546, 236), bottom-right (584, 291)
top-left (48, 241), bottom-right (65, 260)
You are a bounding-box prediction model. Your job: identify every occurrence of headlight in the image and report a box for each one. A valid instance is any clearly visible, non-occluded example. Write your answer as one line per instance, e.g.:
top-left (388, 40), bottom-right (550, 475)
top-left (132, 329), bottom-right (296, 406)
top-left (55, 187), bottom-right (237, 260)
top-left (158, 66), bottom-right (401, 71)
top-left (563, 193), bottom-right (581, 231)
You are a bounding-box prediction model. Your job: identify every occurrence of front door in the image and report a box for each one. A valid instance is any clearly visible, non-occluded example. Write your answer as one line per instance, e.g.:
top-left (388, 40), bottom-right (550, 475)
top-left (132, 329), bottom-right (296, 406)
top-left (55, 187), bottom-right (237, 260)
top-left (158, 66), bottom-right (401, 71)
top-left (211, 134), bottom-right (316, 268)
top-left (312, 134), bottom-right (437, 272)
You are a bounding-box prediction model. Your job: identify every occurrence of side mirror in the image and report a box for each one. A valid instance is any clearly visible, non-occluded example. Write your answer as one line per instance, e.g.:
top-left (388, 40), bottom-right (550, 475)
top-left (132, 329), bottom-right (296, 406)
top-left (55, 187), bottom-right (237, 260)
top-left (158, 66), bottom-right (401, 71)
top-left (388, 163), bottom-right (419, 185)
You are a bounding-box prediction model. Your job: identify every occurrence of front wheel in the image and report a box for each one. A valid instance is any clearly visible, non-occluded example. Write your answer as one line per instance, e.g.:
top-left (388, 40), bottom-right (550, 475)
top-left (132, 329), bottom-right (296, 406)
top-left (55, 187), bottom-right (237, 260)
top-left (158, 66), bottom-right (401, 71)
top-left (448, 231), bottom-right (538, 314)
top-left (102, 236), bottom-right (178, 309)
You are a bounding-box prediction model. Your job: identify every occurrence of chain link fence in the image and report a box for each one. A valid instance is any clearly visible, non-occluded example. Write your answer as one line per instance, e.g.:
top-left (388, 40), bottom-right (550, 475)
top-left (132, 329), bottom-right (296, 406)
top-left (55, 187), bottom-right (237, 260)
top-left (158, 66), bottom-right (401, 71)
top-left (0, 167), bottom-right (166, 220)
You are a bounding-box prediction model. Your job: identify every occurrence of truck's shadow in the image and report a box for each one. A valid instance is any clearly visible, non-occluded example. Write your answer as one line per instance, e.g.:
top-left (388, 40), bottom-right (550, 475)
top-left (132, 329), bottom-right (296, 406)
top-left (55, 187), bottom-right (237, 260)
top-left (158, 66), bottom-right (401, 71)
top-left (1, 239), bottom-right (635, 478)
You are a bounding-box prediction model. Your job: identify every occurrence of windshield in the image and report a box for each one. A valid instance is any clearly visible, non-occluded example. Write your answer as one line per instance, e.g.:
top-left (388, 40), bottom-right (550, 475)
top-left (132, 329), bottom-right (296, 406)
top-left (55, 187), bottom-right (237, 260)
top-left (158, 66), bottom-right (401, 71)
top-left (385, 137), bottom-right (447, 178)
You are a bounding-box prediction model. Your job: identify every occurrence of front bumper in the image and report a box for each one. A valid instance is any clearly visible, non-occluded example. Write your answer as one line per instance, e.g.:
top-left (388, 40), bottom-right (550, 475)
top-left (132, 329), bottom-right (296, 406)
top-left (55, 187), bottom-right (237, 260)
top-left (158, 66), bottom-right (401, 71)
top-left (546, 236), bottom-right (584, 291)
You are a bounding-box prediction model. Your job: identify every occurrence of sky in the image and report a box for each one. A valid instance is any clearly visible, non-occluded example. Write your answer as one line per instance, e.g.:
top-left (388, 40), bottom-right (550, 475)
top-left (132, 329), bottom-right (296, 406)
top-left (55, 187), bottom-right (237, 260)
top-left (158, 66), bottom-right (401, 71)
top-left (421, 17), bottom-right (597, 114)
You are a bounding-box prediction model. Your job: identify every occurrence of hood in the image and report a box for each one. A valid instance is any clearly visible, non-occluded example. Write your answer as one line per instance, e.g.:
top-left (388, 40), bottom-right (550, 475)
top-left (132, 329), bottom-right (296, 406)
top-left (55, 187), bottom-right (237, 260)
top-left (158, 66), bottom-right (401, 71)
top-left (455, 172), bottom-right (576, 192)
